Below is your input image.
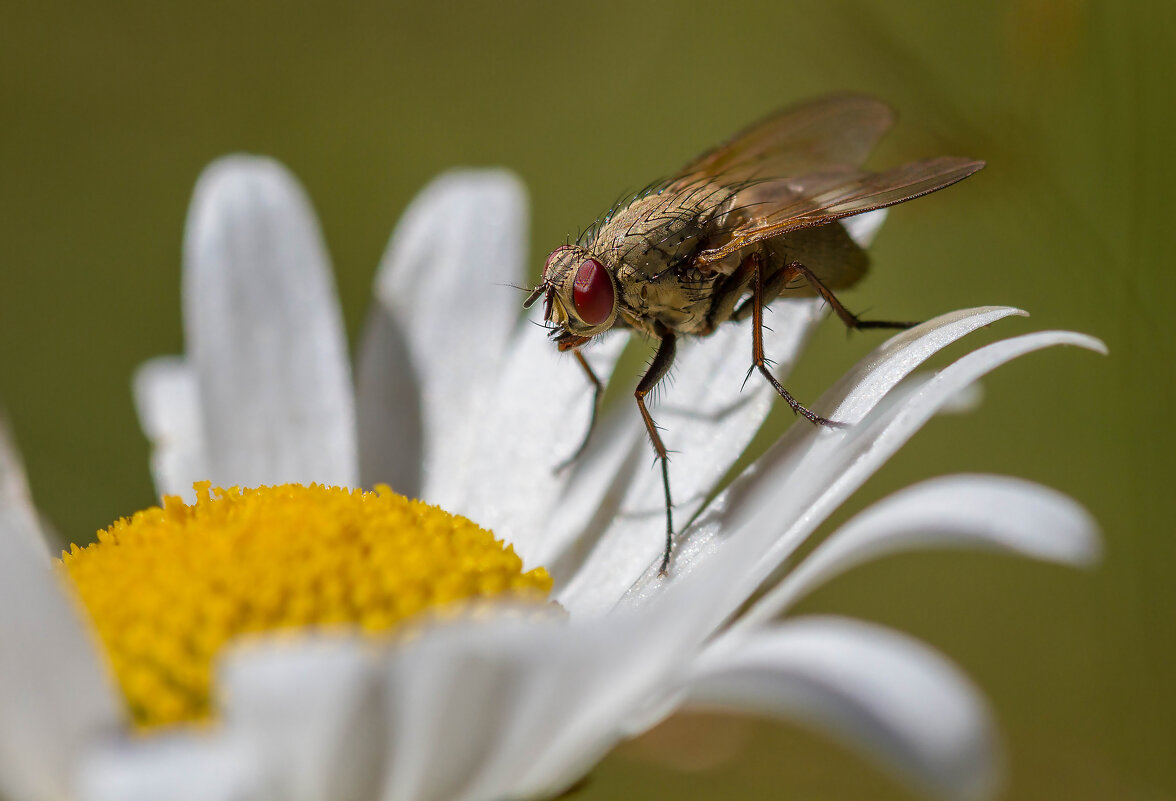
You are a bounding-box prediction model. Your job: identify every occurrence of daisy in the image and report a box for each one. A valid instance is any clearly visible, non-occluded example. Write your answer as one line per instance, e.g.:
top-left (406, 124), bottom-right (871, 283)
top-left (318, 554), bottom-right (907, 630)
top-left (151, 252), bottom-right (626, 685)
top-left (0, 156), bottom-right (1103, 801)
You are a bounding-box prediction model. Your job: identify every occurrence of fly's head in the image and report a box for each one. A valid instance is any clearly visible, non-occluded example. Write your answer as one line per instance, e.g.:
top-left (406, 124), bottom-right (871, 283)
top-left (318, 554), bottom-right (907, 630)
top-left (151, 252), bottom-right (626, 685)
top-left (524, 245), bottom-right (618, 350)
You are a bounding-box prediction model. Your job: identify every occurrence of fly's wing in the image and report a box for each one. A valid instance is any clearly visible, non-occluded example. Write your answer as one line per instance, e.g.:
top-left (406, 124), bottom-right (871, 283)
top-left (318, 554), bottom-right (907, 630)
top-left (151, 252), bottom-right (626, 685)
top-left (645, 94), bottom-right (896, 274)
top-left (696, 156), bottom-right (985, 266)
top-left (720, 177), bottom-right (868, 290)
top-left (674, 93), bottom-right (896, 185)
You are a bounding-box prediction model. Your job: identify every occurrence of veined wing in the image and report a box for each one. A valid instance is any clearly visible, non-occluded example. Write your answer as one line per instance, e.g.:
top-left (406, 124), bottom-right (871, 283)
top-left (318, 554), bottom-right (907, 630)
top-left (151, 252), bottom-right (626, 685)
top-left (696, 156), bottom-right (985, 265)
top-left (673, 93), bottom-right (896, 186)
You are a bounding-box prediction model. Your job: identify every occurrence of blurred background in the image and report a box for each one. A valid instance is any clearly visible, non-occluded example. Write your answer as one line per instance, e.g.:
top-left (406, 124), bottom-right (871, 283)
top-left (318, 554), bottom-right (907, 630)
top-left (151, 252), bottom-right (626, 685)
top-left (1, 1), bottom-right (1171, 799)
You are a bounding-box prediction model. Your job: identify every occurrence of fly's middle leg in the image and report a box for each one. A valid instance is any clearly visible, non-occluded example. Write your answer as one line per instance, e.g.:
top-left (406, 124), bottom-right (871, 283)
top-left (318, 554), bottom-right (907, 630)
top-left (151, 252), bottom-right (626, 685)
top-left (745, 254), bottom-right (843, 428)
top-left (634, 327), bottom-right (678, 575)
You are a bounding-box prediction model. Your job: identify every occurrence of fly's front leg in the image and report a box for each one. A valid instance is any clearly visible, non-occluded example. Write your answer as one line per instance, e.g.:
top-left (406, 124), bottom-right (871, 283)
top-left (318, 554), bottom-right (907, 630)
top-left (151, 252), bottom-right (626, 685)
top-left (746, 254), bottom-right (842, 428)
top-left (705, 253), bottom-right (758, 331)
top-left (557, 349), bottom-right (605, 471)
top-left (635, 327), bottom-right (677, 575)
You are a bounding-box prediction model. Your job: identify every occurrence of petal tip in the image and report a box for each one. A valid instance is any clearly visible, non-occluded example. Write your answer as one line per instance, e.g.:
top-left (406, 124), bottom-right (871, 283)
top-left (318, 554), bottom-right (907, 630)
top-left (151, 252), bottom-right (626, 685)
top-left (1060, 506), bottom-right (1103, 568)
top-left (1044, 331), bottom-right (1109, 357)
top-left (186, 154), bottom-right (316, 261)
top-left (193, 154), bottom-right (298, 199)
top-left (1085, 336), bottom-right (1110, 356)
top-left (425, 167), bottom-right (529, 227)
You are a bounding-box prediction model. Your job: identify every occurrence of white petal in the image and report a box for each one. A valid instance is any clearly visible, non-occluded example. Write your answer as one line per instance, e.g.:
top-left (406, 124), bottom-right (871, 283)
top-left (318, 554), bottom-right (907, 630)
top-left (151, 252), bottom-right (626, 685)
top-left (184, 155), bottom-right (357, 490)
top-left (378, 588), bottom-right (720, 801)
top-left (218, 636), bottom-right (384, 801)
top-left (449, 315), bottom-right (626, 568)
top-left (375, 609), bottom-right (639, 801)
top-left (372, 170), bottom-right (527, 504)
top-left (354, 303), bottom-right (423, 497)
top-left (687, 618), bottom-right (1001, 801)
top-left (0, 416), bottom-right (49, 558)
top-left (0, 463), bottom-right (124, 800)
top-left (722, 329), bottom-right (1106, 636)
top-left (841, 208), bottom-right (888, 248)
top-left (749, 474), bottom-right (1100, 618)
top-left (495, 612), bottom-right (681, 799)
top-left (824, 306), bottom-right (1027, 427)
top-left (508, 560), bottom-right (773, 798)
top-left (78, 731), bottom-right (264, 801)
top-left (530, 403), bottom-right (645, 578)
top-left (505, 562), bottom-right (780, 795)
top-left (132, 357), bottom-right (209, 502)
top-left (556, 300), bottom-right (824, 615)
top-left (623, 306), bottom-right (1026, 606)
top-left (377, 613), bottom-right (578, 801)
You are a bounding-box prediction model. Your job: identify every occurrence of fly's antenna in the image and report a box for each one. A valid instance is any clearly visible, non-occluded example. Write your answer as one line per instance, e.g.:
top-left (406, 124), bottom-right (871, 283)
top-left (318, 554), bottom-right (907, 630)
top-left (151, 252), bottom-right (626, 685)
top-left (522, 283), bottom-right (546, 309)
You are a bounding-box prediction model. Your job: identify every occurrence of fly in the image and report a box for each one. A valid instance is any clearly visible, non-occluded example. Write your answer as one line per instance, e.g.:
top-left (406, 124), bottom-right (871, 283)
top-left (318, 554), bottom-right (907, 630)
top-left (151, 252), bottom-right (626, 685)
top-left (523, 93), bottom-right (985, 575)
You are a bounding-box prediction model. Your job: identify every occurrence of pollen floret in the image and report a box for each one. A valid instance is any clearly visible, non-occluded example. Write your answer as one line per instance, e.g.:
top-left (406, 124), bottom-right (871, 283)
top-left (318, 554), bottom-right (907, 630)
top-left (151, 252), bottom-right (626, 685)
top-left (59, 482), bottom-right (552, 728)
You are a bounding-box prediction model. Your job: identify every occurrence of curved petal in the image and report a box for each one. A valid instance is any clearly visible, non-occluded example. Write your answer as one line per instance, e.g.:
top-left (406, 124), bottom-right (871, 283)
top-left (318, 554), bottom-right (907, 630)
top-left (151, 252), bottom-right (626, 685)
top-left (376, 611), bottom-right (612, 801)
top-left (77, 731), bottom-right (264, 801)
top-left (132, 356), bottom-right (209, 502)
top-left (375, 609), bottom-right (650, 801)
top-left (377, 614), bottom-right (573, 801)
top-left (376, 581), bottom-right (723, 801)
top-left (623, 306), bottom-right (1027, 604)
top-left (721, 330), bottom-right (1106, 635)
top-left (749, 474), bottom-right (1100, 618)
top-left (218, 636), bottom-right (384, 801)
top-left (0, 449), bottom-right (124, 801)
top-left (822, 306), bottom-right (1027, 427)
top-left (184, 155), bottom-right (357, 490)
top-left (371, 170), bottom-right (527, 505)
top-left (687, 618), bottom-right (1001, 801)
top-left (488, 607), bottom-right (690, 800)
top-left (556, 300), bottom-right (825, 614)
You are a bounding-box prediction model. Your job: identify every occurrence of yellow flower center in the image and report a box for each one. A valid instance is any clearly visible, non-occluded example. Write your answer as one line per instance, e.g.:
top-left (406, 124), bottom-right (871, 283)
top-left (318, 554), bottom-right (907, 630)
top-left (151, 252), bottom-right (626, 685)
top-left (59, 482), bottom-right (552, 728)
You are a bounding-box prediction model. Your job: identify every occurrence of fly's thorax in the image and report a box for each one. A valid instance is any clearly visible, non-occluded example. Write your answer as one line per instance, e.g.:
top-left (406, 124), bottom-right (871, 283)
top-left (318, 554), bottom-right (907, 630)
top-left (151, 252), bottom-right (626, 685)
top-left (594, 192), bottom-right (718, 277)
top-left (593, 193), bottom-right (727, 336)
top-left (540, 245), bottom-right (619, 338)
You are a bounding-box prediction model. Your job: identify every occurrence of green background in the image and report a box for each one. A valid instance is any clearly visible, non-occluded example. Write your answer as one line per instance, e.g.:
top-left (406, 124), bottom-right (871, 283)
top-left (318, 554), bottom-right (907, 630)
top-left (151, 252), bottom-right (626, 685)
top-left (1, 1), bottom-right (1171, 799)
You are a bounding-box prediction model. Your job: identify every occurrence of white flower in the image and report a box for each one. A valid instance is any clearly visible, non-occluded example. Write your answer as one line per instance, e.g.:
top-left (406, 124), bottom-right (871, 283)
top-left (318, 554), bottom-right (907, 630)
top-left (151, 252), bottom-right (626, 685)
top-left (0, 156), bottom-right (1104, 801)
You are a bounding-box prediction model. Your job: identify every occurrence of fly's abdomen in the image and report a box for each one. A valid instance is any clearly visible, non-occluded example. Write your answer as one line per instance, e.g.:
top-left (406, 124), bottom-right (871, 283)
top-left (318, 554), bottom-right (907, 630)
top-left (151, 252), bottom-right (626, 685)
top-left (766, 224), bottom-right (869, 292)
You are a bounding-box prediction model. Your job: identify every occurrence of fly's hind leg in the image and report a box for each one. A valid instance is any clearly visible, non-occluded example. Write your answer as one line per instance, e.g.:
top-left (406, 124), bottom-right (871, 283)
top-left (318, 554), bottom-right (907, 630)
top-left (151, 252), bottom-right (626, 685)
top-left (634, 327), bottom-right (678, 576)
top-left (784, 261), bottom-right (918, 331)
top-left (743, 254), bottom-right (843, 428)
top-left (733, 260), bottom-right (916, 331)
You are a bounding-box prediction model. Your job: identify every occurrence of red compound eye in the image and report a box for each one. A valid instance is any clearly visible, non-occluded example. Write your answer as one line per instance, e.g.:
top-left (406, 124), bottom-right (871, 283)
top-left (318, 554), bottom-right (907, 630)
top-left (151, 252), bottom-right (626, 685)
top-left (572, 258), bottom-right (614, 326)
